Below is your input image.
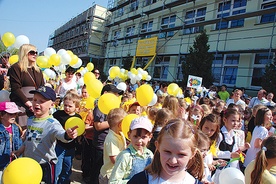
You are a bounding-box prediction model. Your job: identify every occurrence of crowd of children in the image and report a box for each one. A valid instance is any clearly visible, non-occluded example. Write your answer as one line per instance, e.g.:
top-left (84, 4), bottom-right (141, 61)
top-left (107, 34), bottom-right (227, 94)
top-left (1, 68), bottom-right (276, 184)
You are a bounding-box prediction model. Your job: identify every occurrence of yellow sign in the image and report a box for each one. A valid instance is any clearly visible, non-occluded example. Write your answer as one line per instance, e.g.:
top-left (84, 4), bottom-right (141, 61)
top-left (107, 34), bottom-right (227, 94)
top-left (136, 37), bottom-right (157, 56)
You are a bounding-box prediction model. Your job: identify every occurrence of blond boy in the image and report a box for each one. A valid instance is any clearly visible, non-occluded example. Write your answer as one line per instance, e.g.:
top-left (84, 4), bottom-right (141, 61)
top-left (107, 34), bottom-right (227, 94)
top-left (99, 108), bottom-right (127, 184)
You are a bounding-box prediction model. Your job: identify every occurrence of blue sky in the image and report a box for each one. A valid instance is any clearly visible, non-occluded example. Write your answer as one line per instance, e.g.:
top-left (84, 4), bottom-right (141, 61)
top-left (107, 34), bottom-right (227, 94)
top-left (0, 0), bottom-right (108, 52)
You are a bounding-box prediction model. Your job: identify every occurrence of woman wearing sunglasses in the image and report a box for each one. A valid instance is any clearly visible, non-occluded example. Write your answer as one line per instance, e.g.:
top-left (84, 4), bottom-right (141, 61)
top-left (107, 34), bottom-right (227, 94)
top-left (7, 44), bottom-right (45, 130)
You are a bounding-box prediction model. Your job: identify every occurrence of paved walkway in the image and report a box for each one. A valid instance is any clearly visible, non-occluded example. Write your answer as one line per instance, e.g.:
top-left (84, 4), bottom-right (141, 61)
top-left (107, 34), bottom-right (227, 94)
top-left (70, 158), bottom-right (85, 184)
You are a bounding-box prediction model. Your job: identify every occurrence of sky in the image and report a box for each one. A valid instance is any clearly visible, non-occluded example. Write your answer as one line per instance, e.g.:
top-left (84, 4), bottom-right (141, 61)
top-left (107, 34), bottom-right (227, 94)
top-left (0, 0), bottom-right (108, 52)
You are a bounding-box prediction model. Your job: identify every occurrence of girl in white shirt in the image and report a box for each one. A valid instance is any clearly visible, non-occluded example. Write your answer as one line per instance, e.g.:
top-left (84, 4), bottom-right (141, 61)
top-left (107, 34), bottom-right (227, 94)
top-left (244, 107), bottom-right (272, 167)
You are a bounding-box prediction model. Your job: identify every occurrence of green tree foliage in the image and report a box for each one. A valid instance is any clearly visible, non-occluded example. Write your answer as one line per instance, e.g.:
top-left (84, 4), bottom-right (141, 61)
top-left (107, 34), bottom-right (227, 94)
top-left (262, 53), bottom-right (276, 100)
top-left (182, 30), bottom-right (214, 88)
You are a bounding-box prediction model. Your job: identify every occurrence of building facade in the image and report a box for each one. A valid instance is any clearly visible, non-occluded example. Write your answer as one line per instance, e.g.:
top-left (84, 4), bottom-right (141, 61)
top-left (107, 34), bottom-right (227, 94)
top-left (49, 5), bottom-right (108, 65)
top-left (104, 0), bottom-right (276, 90)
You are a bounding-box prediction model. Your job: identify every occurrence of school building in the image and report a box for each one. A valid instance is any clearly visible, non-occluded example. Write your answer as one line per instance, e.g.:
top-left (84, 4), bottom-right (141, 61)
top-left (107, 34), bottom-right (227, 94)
top-left (49, 0), bottom-right (276, 92)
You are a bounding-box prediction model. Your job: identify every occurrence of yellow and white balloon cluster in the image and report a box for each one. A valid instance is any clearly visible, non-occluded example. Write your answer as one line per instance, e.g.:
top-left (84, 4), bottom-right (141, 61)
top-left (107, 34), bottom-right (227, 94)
top-left (167, 83), bottom-right (183, 98)
top-left (37, 48), bottom-right (82, 70)
top-left (108, 66), bottom-right (152, 84)
top-left (1, 32), bottom-right (30, 65)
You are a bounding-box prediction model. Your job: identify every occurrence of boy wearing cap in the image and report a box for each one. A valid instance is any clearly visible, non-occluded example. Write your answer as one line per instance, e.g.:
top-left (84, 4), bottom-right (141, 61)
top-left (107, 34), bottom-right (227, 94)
top-left (14, 86), bottom-right (78, 184)
top-left (109, 116), bottom-right (153, 184)
top-left (0, 102), bottom-right (22, 183)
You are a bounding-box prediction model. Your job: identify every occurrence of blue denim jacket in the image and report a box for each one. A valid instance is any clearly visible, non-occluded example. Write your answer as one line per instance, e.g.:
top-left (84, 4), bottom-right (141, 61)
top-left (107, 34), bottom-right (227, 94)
top-left (0, 123), bottom-right (22, 169)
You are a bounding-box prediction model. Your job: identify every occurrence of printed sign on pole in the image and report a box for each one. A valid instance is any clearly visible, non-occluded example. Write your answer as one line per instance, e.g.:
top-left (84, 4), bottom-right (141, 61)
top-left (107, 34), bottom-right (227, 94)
top-left (187, 75), bottom-right (202, 89)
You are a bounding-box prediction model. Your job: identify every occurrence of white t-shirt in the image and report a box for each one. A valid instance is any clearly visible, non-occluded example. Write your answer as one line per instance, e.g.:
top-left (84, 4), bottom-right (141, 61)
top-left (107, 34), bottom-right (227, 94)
top-left (58, 79), bottom-right (77, 98)
top-left (226, 98), bottom-right (246, 110)
top-left (148, 172), bottom-right (196, 184)
top-left (244, 126), bottom-right (268, 167)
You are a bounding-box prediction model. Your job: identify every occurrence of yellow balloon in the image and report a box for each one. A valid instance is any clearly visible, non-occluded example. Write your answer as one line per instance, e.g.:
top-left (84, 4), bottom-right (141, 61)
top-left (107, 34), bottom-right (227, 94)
top-left (36, 56), bottom-right (49, 68)
top-left (9, 55), bottom-right (19, 65)
top-left (85, 96), bottom-right (95, 109)
top-left (1, 32), bottom-right (15, 47)
top-left (167, 83), bottom-right (179, 96)
top-left (83, 72), bottom-right (95, 84)
top-left (69, 55), bottom-right (78, 66)
top-left (109, 66), bottom-right (120, 79)
top-left (86, 63), bottom-right (94, 72)
top-left (98, 93), bottom-right (121, 115)
top-left (66, 50), bottom-right (73, 56)
top-left (130, 68), bottom-right (138, 75)
top-left (48, 54), bottom-right (61, 66)
top-left (65, 117), bottom-right (85, 136)
top-left (86, 79), bottom-right (103, 99)
top-left (122, 114), bottom-right (139, 140)
top-left (136, 84), bottom-right (154, 106)
top-left (3, 157), bottom-right (43, 184)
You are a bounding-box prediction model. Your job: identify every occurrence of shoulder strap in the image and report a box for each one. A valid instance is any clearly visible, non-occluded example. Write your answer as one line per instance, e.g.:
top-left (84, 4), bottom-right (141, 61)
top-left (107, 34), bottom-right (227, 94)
top-left (27, 70), bottom-right (37, 88)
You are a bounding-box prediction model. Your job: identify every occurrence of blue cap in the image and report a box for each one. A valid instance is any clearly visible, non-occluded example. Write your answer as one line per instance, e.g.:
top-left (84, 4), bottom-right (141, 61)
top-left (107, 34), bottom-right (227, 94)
top-left (29, 86), bottom-right (56, 101)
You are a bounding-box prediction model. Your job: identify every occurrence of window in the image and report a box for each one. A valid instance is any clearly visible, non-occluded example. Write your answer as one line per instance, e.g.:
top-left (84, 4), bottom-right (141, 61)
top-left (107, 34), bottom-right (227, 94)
top-left (117, 8), bottom-right (124, 17)
top-left (251, 52), bottom-right (274, 86)
top-left (141, 21), bottom-right (153, 38)
top-left (216, 0), bottom-right (247, 29)
top-left (143, 0), bottom-right (157, 6)
top-left (260, 0), bottom-right (276, 23)
top-left (159, 15), bottom-right (176, 38)
top-left (113, 30), bottom-right (121, 47)
top-left (212, 54), bottom-right (239, 85)
top-left (177, 55), bottom-right (185, 80)
top-left (183, 7), bottom-right (206, 34)
top-left (125, 26), bottom-right (135, 44)
top-left (130, 0), bottom-right (139, 12)
top-left (153, 56), bottom-right (170, 80)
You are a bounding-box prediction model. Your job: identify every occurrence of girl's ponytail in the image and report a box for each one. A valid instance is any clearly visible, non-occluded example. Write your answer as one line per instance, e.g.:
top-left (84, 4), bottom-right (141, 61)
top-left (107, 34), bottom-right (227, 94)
top-left (250, 148), bottom-right (267, 184)
top-left (186, 149), bottom-right (204, 181)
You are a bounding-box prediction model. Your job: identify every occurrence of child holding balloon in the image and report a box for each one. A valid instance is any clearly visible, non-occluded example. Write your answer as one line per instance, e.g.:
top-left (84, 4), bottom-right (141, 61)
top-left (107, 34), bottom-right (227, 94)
top-left (13, 86), bottom-right (78, 184)
top-left (0, 102), bottom-right (23, 183)
top-left (99, 108), bottom-right (127, 184)
top-left (53, 89), bottom-right (82, 184)
top-left (109, 116), bottom-right (153, 184)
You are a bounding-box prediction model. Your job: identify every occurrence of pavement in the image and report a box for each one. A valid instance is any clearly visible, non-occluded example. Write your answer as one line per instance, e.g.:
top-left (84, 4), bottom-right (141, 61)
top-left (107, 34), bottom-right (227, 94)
top-left (70, 158), bottom-right (85, 184)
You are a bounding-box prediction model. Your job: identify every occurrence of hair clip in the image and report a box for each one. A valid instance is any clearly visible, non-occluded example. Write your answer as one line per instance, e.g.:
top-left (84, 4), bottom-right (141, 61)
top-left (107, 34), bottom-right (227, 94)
top-left (165, 122), bottom-right (176, 131)
top-left (262, 146), bottom-right (267, 152)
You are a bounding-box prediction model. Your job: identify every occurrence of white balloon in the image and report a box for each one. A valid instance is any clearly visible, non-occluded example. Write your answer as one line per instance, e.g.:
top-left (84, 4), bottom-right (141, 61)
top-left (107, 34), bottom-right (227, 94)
top-left (148, 93), bottom-right (157, 106)
top-left (0, 90), bottom-right (10, 102)
top-left (137, 68), bottom-right (143, 74)
top-left (120, 68), bottom-right (125, 73)
top-left (13, 35), bottom-right (30, 49)
top-left (130, 78), bottom-right (136, 85)
top-left (43, 68), bottom-right (52, 77)
top-left (136, 74), bottom-right (142, 81)
top-left (77, 77), bottom-right (84, 87)
top-left (117, 82), bottom-right (127, 91)
top-left (72, 58), bottom-right (82, 69)
top-left (146, 75), bottom-right (152, 81)
top-left (57, 49), bottom-right (67, 56)
top-left (61, 53), bottom-right (71, 65)
top-left (219, 167), bottom-right (245, 184)
top-left (44, 47), bottom-right (56, 57)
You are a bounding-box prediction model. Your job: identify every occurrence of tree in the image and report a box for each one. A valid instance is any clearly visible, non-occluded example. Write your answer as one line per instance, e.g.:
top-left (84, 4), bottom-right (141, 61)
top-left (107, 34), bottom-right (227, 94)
top-left (262, 53), bottom-right (276, 100)
top-left (182, 30), bottom-right (214, 88)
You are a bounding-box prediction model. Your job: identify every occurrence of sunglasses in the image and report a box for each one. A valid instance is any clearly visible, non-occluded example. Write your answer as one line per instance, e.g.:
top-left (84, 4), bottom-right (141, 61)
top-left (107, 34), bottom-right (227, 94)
top-left (3, 56), bottom-right (9, 59)
top-left (94, 72), bottom-right (100, 74)
top-left (28, 50), bottom-right (38, 55)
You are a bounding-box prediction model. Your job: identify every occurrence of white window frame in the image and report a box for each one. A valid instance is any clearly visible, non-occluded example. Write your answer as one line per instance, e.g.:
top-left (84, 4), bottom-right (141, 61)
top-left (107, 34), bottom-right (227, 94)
top-left (216, 0), bottom-right (247, 30)
top-left (183, 7), bottom-right (206, 34)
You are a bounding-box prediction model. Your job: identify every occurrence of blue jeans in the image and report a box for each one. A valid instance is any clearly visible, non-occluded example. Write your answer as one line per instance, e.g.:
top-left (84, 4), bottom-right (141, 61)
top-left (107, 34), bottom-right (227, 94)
top-left (55, 144), bottom-right (75, 184)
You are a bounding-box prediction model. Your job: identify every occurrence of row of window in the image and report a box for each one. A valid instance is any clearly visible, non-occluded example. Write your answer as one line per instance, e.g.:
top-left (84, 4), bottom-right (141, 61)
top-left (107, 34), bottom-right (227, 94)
top-left (109, 52), bottom-right (274, 87)
top-left (112, 0), bottom-right (276, 44)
